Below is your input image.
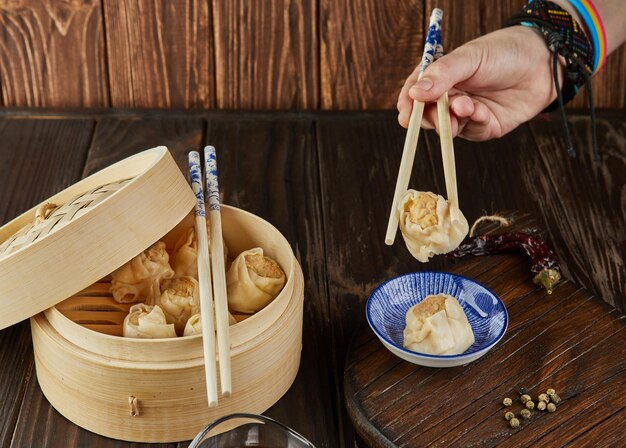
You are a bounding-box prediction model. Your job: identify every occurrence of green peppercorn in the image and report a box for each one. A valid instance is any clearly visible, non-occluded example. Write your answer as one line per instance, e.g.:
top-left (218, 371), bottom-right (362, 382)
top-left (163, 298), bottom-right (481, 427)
top-left (503, 397), bottom-right (513, 407)
top-left (510, 417), bottom-right (520, 428)
top-left (548, 392), bottom-right (562, 404)
top-left (525, 400), bottom-right (535, 410)
top-left (538, 393), bottom-right (549, 403)
top-left (505, 411), bottom-right (515, 421)
top-left (546, 388), bottom-right (555, 395)
top-left (537, 401), bottom-right (547, 411)
top-left (520, 394), bottom-right (531, 404)
top-left (547, 403), bottom-right (556, 413)
top-left (520, 408), bottom-right (531, 419)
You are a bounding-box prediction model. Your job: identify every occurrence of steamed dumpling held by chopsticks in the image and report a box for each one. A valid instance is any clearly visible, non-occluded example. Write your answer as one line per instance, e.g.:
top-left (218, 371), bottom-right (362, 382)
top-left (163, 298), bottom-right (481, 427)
top-left (398, 190), bottom-right (468, 262)
top-left (226, 248), bottom-right (286, 314)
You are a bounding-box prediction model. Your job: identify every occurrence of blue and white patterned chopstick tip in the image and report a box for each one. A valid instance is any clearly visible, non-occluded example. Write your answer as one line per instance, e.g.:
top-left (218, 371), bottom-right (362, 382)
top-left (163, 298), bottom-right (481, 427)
top-left (188, 151), bottom-right (206, 217)
top-left (419, 8), bottom-right (444, 74)
top-left (203, 146), bottom-right (220, 212)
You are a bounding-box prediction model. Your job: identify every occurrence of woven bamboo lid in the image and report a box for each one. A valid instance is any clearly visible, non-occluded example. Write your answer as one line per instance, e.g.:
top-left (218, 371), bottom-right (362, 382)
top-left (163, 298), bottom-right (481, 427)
top-left (0, 147), bottom-right (196, 330)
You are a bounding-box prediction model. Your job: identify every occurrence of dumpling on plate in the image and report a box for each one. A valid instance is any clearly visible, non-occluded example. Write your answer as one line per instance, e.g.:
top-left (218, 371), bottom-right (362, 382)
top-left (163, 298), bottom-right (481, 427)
top-left (398, 190), bottom-right (468, 262)
top-left (123, 303), bottom-right (177, 339)
top-left (171, 226), bottom-right (229, 279)
top-left (403, 294), bottom-right (474, 355)
top-left (110, 242), bottom-right (174, 304)
top-left (226, 248), bottom-right (286, 314)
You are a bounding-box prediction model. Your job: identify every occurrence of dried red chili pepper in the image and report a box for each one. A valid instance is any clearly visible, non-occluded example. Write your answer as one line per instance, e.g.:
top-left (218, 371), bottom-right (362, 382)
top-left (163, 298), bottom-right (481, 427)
top-left (447, 231), bottom-right (562, 294)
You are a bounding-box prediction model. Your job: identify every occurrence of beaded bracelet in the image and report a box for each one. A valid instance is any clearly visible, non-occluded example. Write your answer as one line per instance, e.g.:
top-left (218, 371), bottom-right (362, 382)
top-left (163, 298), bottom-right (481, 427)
top-left (567, 0), bottom-right (607, 73)
top-left (505, 0), bottom-right (594, 106)
top-left (505, 0), bottom-right (599, 160)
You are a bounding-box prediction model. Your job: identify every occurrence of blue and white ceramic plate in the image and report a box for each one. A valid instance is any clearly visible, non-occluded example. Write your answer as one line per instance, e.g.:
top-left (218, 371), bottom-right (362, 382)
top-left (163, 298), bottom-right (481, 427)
top-left (366, 271), bottom-right (508, 368)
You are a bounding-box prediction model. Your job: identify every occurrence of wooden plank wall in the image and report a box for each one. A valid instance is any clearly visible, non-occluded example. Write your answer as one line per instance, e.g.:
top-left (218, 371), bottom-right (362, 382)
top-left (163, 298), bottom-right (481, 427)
top-left (1, 0), bottom-right (625, 110)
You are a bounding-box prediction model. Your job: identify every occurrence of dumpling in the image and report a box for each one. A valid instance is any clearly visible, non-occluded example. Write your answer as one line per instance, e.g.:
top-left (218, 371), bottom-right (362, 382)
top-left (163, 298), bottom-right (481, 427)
top-left (398, 190), bottom-right (468, 262)
top-left (226, 248), bottom-right (286, 314)
top-left (171, 228), bottom-right (198, 278)
top-left (34, 202), bottom-right (57, 224)
top-left (171, 226), bottom-right (229, 279)
top-left (111, 242), bottom-right (175, 304)
top-left (123, 303), bottom-right (177, 339)
top-left (183, 311), bottom-right (237, 337)
top-left (158, 276), bottom-right (200, 335)
top-left (403, 294), bottom-right (474, 355)
top-left (183, 313), bottom-right (202, 336)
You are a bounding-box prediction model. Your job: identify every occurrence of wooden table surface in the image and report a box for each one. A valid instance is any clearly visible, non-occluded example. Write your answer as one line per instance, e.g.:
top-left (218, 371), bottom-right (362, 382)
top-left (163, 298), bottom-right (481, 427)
top-left (0, 109), bottom-right (623, 448)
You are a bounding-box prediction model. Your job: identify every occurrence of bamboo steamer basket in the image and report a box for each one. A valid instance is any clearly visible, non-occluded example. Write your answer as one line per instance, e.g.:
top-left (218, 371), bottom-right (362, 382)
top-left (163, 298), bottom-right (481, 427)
top-left (0, 147), bottom-right (304, 443)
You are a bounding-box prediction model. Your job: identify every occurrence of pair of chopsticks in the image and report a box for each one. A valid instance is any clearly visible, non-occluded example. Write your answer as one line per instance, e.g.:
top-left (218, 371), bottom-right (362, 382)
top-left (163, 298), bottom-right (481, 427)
top-left (188, 146), bottom-right (231, 408)
top-left (385, 8), bottom-right (459, 245)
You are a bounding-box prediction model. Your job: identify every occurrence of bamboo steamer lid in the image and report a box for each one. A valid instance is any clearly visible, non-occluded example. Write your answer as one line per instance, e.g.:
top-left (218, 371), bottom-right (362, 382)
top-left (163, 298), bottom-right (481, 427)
top-left (0, 147), bottom-right (196, 330)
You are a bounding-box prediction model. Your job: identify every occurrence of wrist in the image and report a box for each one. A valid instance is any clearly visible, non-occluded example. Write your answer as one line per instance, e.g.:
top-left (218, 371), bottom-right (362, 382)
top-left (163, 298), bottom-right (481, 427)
top-left (504, 1), bottom-right (594, 108)
top-left (504, 0), bottom-right (602, 161)
top-left (512, 25), bottom-right (566, 105)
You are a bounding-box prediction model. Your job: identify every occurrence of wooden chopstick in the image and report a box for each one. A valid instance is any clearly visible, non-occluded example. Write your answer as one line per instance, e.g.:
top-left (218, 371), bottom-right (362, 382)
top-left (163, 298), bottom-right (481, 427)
top-left (188, 151), bottom-right (219, 408)
top-left (385, 8), bottom-right (444, 246)
top-left (203, 145), bottom-right (232, 397)
top-left (385, 97), bottom-right (427, 246)
top-left (436, 91), bottom-right (459, 221)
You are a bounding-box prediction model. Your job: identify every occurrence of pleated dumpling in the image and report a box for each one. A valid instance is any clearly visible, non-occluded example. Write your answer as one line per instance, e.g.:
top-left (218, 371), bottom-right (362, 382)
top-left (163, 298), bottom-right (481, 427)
top-left (403, 294), bottom-right (474, 355)
top-left (123, 303), bottom-right (177, 339)
top-left (226, 248), bottom-right (286, 314)
top-left (398, 190), bottom-right (468, 262)
top-left (183, 313), bottom-right (202, 336)
top-left (183, 311), bottom-right (237, 337)
top-left (171, 227), bottom-right (198, 278)
top-left (110, 242), bottom-right (174, 304)
top-left (157, 276), bottom-right (200, 335)
top-left (171, 226), bottom-right (229, 279)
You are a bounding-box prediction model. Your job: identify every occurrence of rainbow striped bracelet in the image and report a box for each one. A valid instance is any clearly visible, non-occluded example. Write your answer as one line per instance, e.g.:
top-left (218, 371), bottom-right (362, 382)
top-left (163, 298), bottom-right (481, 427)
top-left (567, 0), bottom-right (607, 73)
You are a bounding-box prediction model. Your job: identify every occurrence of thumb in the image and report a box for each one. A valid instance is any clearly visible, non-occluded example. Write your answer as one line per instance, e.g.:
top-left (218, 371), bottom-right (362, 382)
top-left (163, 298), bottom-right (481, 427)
top-left (409, 45), bottom-right (480, 102)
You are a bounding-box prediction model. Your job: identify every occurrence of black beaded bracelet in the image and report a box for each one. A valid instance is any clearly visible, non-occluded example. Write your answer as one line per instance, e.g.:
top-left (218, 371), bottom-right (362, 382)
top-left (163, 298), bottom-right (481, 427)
top-left (505, 0), bottom-right (593, 107)
top-left (504, 0), bottom-right (599, 160)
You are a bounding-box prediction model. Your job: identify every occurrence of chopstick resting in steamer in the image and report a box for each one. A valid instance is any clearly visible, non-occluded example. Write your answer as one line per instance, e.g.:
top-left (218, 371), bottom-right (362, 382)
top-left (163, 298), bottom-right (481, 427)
top-left (385, 8), bottom-right (444, 246)
top-left (188, 151), bottom-right (219, 408)
top-left (434, 38), bottom-right (460, 221)
top-left (204, 145), bottom-right (232, 397)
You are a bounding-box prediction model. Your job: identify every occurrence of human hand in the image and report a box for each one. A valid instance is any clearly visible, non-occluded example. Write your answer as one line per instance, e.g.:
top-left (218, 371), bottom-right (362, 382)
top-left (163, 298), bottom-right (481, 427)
top-left (397, 26), bottom-right (563, 141)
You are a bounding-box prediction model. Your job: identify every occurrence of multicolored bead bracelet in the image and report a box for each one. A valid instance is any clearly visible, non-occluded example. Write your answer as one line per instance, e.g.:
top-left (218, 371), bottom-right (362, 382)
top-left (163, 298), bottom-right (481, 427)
top-left (505, 0), bottom-right (600, 160)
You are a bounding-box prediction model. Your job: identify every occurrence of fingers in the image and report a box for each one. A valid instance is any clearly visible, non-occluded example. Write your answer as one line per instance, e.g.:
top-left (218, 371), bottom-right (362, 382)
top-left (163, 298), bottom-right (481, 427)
top-left (422, 94), bottom-right (471, 136)
top-left (421, 95), bottom-right (500, 142)
top-left (397, 66), bottom-right (422, 128)
top-left (408, 44), bottom-right (480, 103)
top-left (421, 103), bottom-right (460, 137)
top-left (458, 101), bottom-right (500, 141)
top-left (421, 104), bottom-right (436, 130)
top-left (469, 100), bottom-right (491, 124)
top-left (450, 95), bottom-right (475, 118)
top-left (456, 117), bottom-right (471, 136)
top-left (397, 94), bottom-right (412, 128)
top-left (449, 95), bottom-right (474, 136)
top-left (399, 40), bottom-right (480, 129)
